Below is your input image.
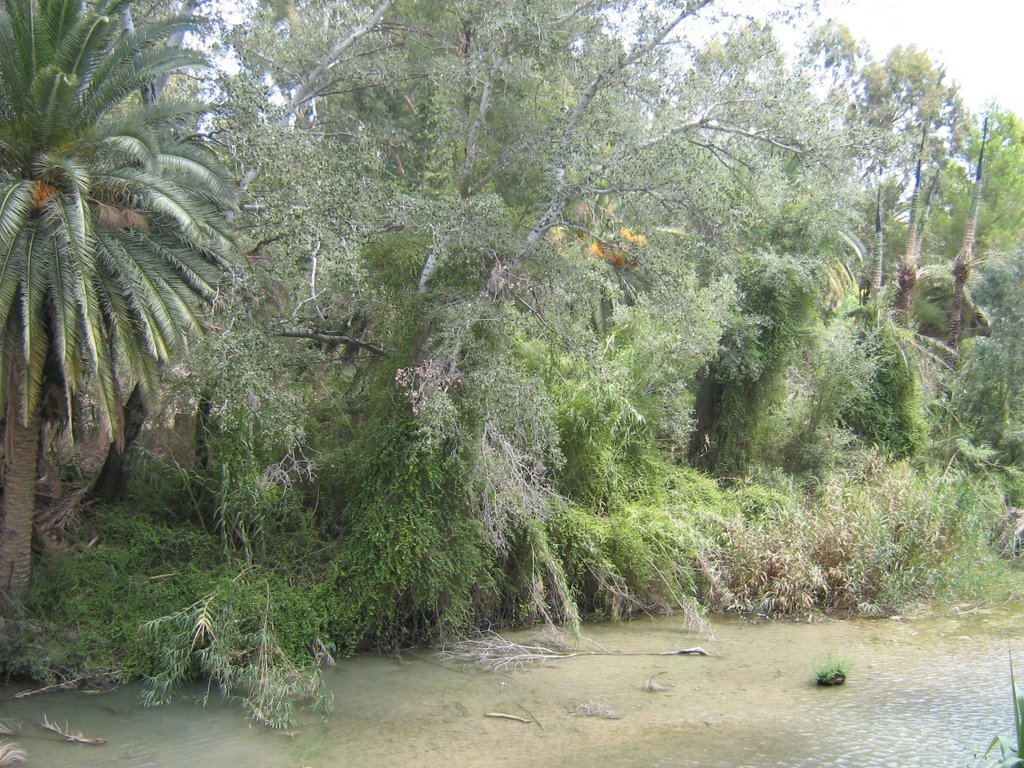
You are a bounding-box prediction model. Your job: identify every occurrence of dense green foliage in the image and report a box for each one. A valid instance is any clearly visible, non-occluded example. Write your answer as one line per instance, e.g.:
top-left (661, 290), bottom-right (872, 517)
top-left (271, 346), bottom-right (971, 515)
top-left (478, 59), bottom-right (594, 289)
top-left (2, 0), bottom-right (1024, 731)
top-left (843, 323), bottom-right (928, 459)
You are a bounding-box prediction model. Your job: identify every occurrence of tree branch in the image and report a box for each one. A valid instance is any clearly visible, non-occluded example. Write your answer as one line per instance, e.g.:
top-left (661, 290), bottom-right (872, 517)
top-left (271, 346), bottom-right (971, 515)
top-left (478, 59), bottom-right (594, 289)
top-left (493, 0), bottom-right (716, 290)
top-left (277, 327), bottom-right (386, 356)
top-left (458, 54), bottom-right (506, 199)
top-left (286, 0), bottom-right (393, 119)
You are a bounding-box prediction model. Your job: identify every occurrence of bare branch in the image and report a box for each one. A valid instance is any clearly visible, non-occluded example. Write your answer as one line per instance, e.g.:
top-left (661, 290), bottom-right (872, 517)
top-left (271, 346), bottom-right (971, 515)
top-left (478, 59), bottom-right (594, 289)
top-left (277, 327), bottom-right (386, 356)
top-left (458, 54), bottom-right (506, 199)
top-left (570, 1), bottom-right (715, 124)
top-left (286, 0), bottom-right (393, 119)
top-left (470, 146), bottom-right (514, 195)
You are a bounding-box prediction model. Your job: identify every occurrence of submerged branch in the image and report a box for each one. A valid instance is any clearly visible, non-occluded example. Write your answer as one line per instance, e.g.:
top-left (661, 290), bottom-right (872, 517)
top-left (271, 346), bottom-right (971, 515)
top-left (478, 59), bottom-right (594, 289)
top-left (38, 716), bottom-right (107, 746)
top-left (438, 631), bottom-right (712, 673)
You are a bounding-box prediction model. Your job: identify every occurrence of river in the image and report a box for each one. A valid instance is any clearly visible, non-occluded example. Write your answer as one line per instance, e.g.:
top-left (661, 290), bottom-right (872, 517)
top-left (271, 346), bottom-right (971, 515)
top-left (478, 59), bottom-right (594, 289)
top-left (3, 606), bottom-right (1020, 767)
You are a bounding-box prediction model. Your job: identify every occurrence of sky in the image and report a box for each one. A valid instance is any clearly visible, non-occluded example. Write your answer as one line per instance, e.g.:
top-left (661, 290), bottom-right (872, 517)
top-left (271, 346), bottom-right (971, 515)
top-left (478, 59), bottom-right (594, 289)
top-left (819, 0), bottom-right (1024, 114)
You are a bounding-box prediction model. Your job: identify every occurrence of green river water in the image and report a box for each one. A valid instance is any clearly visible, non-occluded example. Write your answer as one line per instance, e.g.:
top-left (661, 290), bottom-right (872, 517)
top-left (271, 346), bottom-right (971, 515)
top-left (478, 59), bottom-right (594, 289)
top-left (3, 607), bottom-right (1021, 767)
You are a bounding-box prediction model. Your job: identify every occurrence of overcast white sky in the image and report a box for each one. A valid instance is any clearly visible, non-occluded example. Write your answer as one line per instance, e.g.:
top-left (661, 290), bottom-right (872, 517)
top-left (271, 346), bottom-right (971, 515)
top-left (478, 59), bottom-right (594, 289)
top-left (818, 0), bottom-right (1024, 113)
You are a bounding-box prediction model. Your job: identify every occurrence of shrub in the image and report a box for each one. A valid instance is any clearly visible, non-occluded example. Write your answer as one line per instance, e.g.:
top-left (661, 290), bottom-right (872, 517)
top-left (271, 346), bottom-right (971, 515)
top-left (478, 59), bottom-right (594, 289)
top-left (710, 459), bottom-right (1005, 615)
top-left (842, 323), bottom-right (927, 459)
top-left (317, 415), bottom-right (496, 652)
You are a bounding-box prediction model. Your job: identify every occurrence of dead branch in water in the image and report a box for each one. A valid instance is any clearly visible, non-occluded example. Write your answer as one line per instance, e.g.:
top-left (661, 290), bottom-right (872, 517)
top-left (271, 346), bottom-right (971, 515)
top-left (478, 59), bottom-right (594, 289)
top-left (642, 677), bottom-right (667, 692)
top-left (484, 712), bottom-right (530, 723)
top-left (38, 716), bottom-right (107, 745)
top-left (13, 679), bottom-right (82, 699)
top-left (437, 630), bottom-right (713, 673)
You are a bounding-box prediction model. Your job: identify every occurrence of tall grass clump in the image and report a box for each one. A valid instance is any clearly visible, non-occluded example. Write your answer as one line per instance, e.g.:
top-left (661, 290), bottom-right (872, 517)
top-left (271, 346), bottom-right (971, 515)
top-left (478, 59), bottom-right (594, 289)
top-left (711, 457), bottom-right (1005, 615)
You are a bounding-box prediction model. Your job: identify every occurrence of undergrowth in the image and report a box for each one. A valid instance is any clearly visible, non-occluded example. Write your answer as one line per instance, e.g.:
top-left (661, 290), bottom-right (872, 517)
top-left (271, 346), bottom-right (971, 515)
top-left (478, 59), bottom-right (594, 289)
top-left (711, 457), bottom-right (1009, 616)
top-left (6, 441), bottom-right (1018, 729)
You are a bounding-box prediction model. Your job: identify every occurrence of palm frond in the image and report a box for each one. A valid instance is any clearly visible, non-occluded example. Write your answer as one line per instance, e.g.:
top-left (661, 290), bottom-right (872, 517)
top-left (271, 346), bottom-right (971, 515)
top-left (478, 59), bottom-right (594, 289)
top-left (19, 226), bottom-right (47, 421)
top-left (50, 247), bottom-right (83, 382)
top-left (0, 0), bottom-right (234, 441)
top-left (79, 24), bottom-right (204, 123)
top-left (158, 142), bottom-right (237, 206)
top-left (0, 179), bottom-right (33, 244)
top-left (94, 126), bottom-right (159, 170)
top-left (0, 226), bottom-right (26, 337)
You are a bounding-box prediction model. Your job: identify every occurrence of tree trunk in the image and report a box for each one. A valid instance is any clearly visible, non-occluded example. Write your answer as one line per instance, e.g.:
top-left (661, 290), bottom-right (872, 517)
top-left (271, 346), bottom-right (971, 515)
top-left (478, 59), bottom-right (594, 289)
top-left (0, 396), bottom-right (41, 599)
top-left (894, 150), bottom-right (925, 321)
top-left (947, 118), bottom-right (988, 365)
top-left (869, 190), bottom-right (884, 299)
top-left (89, 383), bottom-right (147, 503)
top-left (195, 395), bottom-right (212, 472)
top-left (947, 246), bottom-right (971, 359)
top-left (893, 242), bottom-right (917, 320)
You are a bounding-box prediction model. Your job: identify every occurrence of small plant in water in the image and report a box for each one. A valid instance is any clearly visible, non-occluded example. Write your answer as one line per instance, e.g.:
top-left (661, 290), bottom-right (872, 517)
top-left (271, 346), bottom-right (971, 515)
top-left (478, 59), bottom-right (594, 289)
top-left (986, 655), bottom-right (1024, 767)
top-left (814, 653), bottom-right (850, 686)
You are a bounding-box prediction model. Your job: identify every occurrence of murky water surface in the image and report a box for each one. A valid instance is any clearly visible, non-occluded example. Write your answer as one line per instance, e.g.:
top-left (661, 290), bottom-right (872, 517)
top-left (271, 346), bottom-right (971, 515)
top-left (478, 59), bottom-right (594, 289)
top-left (4, 607), bottom-right (1022, 767)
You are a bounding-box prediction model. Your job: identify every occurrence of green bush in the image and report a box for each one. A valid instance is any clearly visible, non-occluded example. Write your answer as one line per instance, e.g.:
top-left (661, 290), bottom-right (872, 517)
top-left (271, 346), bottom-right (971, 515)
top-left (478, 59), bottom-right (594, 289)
top-left (842, 323), bottom-right (927, 459)
top-left (13, 513), bottom-right (221, 681)
top-left (691, 251), bottom-right (816, 474)
top-left (317, 415), bottom-right (496, 652)
top-left (549, 465), bottom-right (728, 622)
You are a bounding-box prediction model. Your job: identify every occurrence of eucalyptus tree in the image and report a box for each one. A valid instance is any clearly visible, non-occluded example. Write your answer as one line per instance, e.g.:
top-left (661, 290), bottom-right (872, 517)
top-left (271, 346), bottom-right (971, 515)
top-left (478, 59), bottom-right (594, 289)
top-left (0, 0), bottom-right (236, 597)
top-left (223, 0), bottom-right (861, 481)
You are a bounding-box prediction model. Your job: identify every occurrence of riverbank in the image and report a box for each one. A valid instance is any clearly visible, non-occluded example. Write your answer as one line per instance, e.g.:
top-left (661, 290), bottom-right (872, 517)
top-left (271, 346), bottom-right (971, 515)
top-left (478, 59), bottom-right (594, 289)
top-left (2, 454), bottom-right (1020, 745)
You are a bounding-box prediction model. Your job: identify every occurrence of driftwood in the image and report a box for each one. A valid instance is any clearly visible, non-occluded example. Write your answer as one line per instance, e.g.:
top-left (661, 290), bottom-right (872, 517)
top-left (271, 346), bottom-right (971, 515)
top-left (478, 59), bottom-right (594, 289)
top-left (13, 679), bottom-right (81, 699)
top-left (658, 647), bottom-right (710, 656)
top-left (39, 716), bottom-right (107, 745)
top-left (484, 713), bottom-right (530, 723)
top-left (439, 631), bottom-right (714, 673)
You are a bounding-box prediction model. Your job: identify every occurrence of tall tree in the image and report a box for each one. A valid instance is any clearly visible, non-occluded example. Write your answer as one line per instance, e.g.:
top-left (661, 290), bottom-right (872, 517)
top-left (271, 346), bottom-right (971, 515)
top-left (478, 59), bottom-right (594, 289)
top-left (947, 117), bottom-right (988, 360)
top-left (870, 187), bottom-right (884, 298)
top-left (0, 0), bottom-right (236, 597)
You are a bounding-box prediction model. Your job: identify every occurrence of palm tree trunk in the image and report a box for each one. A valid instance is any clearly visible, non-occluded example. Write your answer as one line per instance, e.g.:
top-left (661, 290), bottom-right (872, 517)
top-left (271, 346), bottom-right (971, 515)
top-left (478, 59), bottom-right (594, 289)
top-left (948, 118), bottom-right (988, 364)
top-left (89, 383), bottom-right (147, 503)
top-left (0, 392), bottom-right (40, 599)
top-left (947, 215), bottom-right (978, 362)
top-left (894, 142), bottom-right (926, 321)
top-left (869, 188), bottom-right (884, 299)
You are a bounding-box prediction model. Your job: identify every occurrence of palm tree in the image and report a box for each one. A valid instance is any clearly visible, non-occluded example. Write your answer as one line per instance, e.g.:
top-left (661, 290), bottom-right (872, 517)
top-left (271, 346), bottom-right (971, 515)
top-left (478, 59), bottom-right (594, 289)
top-left (0, 0), bottom-right (236, 597)
top-left (948, 117), bottom-right (988, 363)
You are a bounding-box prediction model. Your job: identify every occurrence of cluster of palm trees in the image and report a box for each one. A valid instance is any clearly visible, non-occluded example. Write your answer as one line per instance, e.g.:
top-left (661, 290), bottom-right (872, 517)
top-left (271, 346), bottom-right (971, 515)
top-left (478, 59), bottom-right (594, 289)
top-left (0, 0), bottom-right (236, 597)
